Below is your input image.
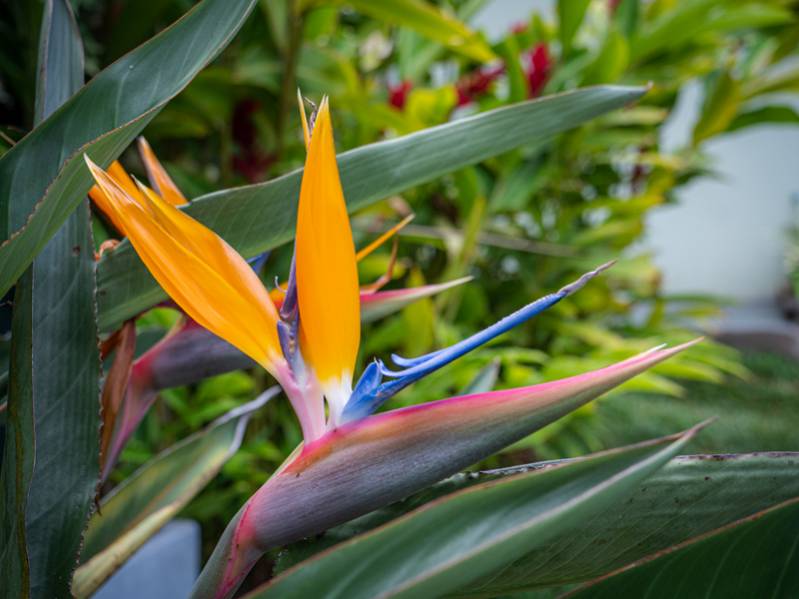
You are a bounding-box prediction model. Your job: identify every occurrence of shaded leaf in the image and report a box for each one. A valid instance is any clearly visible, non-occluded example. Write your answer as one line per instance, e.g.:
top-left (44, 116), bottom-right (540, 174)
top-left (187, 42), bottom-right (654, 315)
top-left (728, 104), bottom-right (799, 132)
top-left (461, 359), bottom-right (501, 395)
top-left (0, 0), bottom-right (258, 297)
top-left (558, 0), bottom-right (591, 56)
top-left (571, 497), bottom-right (799, 599)
top-left (74, 389), bottom-right (278, 597)
top-left (693, 70), bottom-right (741, 145)
top-left (248, 428), bottom-right (699, 599)
top-left (276, 452), bottom-right (799, 590)
top-left (320, 0), bottom-right (494, 62)
top-left (0, 2), bottom-right (98, 597)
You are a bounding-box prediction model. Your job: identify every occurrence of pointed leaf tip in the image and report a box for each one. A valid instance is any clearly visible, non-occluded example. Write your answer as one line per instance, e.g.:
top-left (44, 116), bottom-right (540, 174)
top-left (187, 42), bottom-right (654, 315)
top-left (559, 260), bottom-right (616, 295)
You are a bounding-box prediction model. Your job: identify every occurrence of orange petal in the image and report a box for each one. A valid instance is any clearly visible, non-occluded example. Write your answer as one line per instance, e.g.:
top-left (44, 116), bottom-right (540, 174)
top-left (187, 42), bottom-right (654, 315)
top-left (355, 213), bottom-right (414, 262)
top-left (295, 98), bottom-right (360, 394)
top-left (88, 160), bottom-right (145, 232)
top-left (137, 137), bottom-right (187, 206)
top-left (85, 156), bottom-right (282, 371)
top-left (297, 89), bottom-right (311, 150)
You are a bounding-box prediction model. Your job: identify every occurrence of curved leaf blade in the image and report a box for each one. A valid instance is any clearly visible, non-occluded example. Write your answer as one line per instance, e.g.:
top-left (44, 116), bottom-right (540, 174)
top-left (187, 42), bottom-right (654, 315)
top-left (276, 453), bottom-right (799, 588)
top-left (0, 0), bottom-right (258, 297)
top-left (96, 85), bottom-right (646, 331)
top-left (247, 428), bottom-right (700, 599)
top-left (570, 497), bottom-right (799, 599)
top-left (463, 452), bottom-right (799, 595)
top-left (322, 0), bottom-right (494, 62)
top-left (74, 389), bottom-right (278, 597)
top-left (0, 2), bottom-right (97, 597)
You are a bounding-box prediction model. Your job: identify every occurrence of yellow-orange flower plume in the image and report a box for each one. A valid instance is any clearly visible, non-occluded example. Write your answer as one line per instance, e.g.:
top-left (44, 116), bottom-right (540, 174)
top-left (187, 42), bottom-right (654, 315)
top-left (84, 156), bottom-right (283, 373)
top-left (295, 97), bottom-right (360, 423)
top-left (137, 137), bottom-right (188, 206)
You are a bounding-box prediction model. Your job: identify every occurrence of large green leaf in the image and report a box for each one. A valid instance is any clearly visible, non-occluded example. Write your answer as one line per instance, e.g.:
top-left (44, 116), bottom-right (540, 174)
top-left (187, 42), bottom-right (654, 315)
top-left (73, 389), bottom-right (278, 598)
top-left (0, 2), bottom-right (98, 598)
top-left (312, 0), bottom-right (494, 62)
top-left (244, 428), bottom-right (699, 599)
top-left (0, 0), bottom-right (258, 298)
top-left (97, 85), bottom-right (646, 331)
top-left (557, 0), bottom-right (591, 55)
top-left (728, 105), bottom-right (799, 132)
top-left (462, 452), bottom-right (799, 595)
top-left (275, 452), bottom-right (799, 594)
top-left (631, 1), bottom-right (791, 63)
top-left (571, 497), bottom-right (799, 598)
top-left (693, 70), bottom-right (741, 145)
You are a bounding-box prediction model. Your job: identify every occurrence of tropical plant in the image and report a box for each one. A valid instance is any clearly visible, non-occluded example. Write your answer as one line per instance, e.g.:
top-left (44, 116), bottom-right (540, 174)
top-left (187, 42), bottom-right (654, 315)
top-left (1, 1), bottom-right (798, 599)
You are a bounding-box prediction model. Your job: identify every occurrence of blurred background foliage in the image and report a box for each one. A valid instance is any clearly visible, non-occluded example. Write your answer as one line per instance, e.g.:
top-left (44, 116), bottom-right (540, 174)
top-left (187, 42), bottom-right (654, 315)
top-left (2, 0), bottom-right (799, 555)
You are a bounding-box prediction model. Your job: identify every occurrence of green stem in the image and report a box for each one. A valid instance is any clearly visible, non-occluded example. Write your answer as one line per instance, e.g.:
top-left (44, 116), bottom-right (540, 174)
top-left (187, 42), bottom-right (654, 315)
top-left (275, 0), bottom-right (303, 162)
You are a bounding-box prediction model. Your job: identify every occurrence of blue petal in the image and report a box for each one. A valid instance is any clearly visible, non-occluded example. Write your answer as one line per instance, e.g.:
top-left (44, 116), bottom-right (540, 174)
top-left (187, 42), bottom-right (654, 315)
top-left (389, 348), bottom-right (445, 368)
top-left (279, 251), bottom-right (298, 322)
top-left (248, 251), bottom-right (271, 274)
top-left (342, 262), bottom-right (614, 422)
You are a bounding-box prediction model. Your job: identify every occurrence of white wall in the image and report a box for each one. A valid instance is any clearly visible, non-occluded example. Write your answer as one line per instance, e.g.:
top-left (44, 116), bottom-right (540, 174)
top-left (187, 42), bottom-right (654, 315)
top-left (651, 83), bottom-right (799, 302)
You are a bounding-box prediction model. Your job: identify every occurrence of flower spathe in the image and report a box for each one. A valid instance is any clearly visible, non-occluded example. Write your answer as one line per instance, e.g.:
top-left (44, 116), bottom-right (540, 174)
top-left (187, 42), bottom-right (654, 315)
top-left (86, 157), bottom-right (283, 373)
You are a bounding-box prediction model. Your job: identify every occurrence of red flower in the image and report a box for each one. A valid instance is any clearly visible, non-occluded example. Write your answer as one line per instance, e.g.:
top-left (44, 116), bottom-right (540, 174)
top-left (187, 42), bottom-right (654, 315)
top-left (511, 21), bottom-right (528, 35)
top-left (388, 80), bottom-right (412, 109)
top-left (525, 43), bottom-right (552, 98)
top-left (455, 64), bottom-right (505, 106)
top-left (231, 98), bottom-right (274, 183)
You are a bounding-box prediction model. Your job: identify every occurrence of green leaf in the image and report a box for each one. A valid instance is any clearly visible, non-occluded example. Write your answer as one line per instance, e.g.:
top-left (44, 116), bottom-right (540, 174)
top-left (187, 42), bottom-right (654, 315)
top-left (319, 0), bottom-right (494, 63)
top-left (631, 0), bottom-right (716, 62)
top-left (498, 35), bottom-right (527, 103)
top-left (277, 452), bottom-right (799, 590)
top-left (33, 0), bottom-right (82, 123)
top-left (463, 452), bottom-right (799, 595)
top-left (73, 390), bottom-right (278, 598)
top-left (245, 428), bottom-right (700, 599)
top-left (0, 0), bottom-right (258, 298)
top-left (558, 0), bottom-right (591, 56)
top-left (582, 27), bottom-right (629, 86)
top-left (632, 1), bottom-right (792, 63)
top-left (0, 2), bottom-right (98, 597)
top-left (613, 0), bottom-right (639, 38)
top-left (742, 63), bottom-right (799, 98)
top-left (693, 70), bottom-right (741, 145)
top-left (461, 359), bottom-right (500, 395)
top-left (395, 0), bottom-right (486, 81)
top-left (571, 497), bottom-right (799, 598)
top-left (97, 85), bottom-right (647, 332)
top-left (728, 104), bottom-right (799, 132)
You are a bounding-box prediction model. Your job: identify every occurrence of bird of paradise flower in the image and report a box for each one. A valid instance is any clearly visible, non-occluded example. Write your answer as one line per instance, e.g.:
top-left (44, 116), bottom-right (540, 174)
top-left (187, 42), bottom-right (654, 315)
top-left (85, 96), bottom-right (697, 599)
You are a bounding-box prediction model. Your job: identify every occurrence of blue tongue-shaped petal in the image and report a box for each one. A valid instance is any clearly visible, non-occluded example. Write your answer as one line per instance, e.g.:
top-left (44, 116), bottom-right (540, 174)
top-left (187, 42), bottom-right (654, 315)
top-left (343, 262), bottom-right (614, 422)
top-left (247, 251), bottom-right (271, 275)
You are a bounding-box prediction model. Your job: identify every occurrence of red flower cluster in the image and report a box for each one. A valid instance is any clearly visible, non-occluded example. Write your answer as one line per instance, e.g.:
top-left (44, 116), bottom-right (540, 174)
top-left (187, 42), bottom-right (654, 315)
top-left (525, 43), bottom-right (552, 98)
top-left (388, 80), bottom-right (413, 109)
top-left (455, 64), bottom-right (505, 106)
top-left (386, 39), bottom-right (552, 113)
top-left (231, 98), bottom-right (274, 182)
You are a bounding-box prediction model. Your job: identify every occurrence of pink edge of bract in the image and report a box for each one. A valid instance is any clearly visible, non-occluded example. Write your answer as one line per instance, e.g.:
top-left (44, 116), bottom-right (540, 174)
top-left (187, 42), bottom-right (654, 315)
top-left (298, 339), bottom-right (701, 457)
